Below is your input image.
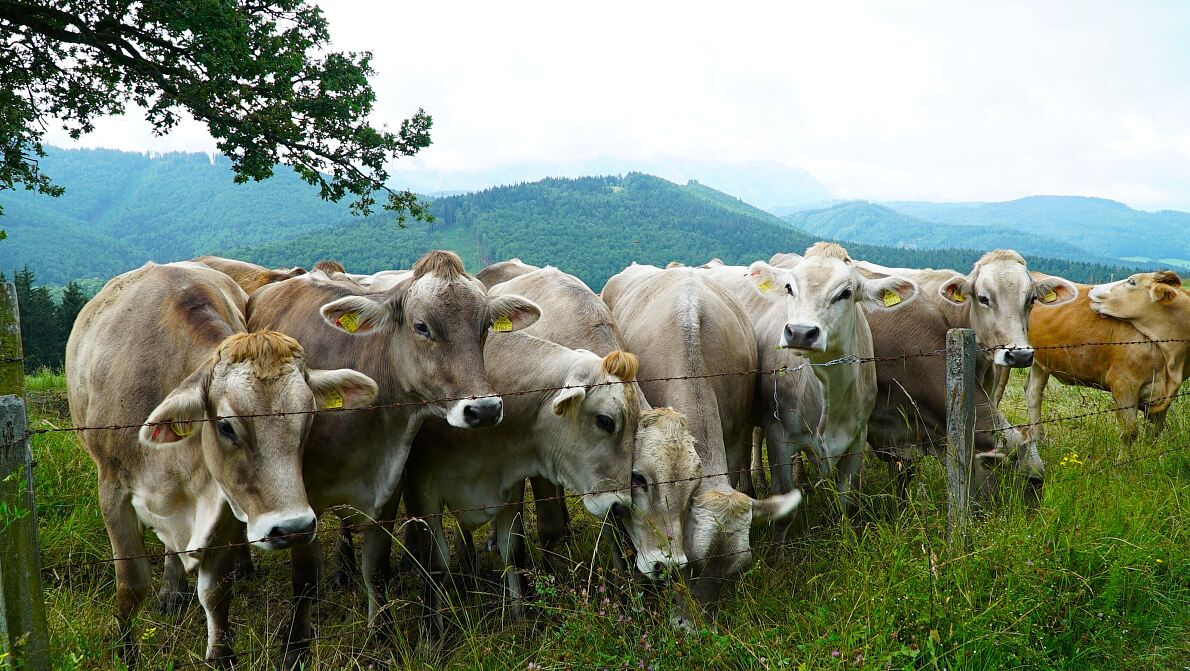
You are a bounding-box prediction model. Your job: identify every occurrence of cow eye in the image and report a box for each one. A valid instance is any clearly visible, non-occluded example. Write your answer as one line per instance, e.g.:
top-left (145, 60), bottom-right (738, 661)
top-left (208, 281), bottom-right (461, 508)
top-left (1027, 295), bottom-right (1036, 306)
top-left (784, 284), bottom-right (793, 296)
top-left (978, 295), bottom-right (991, 306)
top-left (595, 414), bottom-right (616, 433)
top-left (216, 419), bottom-right (237, 443)
top-left (833, 287), bottom-right (852, 303)
top-left (413, 321), bottom-right (430, 337)
top-left (1127, 278), bottom-right (1137, 286)
top-left (631, 471), bottom-right (648, 492)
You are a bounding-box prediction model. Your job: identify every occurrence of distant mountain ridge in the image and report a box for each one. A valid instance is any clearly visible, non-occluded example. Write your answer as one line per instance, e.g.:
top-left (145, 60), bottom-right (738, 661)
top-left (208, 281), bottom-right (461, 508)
top-left (782, 196), bottom-right (1190, 270)
top-left (0, 147), bottom-right (1158, 287)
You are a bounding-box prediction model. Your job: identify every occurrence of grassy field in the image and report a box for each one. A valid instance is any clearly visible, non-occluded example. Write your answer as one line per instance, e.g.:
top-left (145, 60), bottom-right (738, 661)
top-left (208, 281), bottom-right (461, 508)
top-left (26, 370), bottom-right (1190, 670)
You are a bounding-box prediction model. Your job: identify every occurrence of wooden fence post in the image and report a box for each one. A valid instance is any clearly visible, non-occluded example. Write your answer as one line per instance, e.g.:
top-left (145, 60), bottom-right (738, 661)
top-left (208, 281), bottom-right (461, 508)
top-left (0, 282), bottom-right (50, 669)
top-left (945, 328), bottom-right (976, 541)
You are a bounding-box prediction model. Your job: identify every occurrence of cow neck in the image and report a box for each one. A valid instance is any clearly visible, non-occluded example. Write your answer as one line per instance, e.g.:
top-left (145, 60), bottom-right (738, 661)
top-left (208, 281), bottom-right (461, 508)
top-left (1125, 302), bottom-right (1190, 402)
top-left (808, 305), bottom-right (869, 459)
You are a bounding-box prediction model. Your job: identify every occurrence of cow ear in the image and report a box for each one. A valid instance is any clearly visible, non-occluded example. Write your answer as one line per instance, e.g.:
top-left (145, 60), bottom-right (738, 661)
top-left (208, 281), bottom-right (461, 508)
top-left (1034, 277), bottom-right (1077, 305)
top-left (319, 294), bottom-right (389, 335)
top-left (551, 385), bottom-right (587, 416)
top-left (746, 262), bottom-right (783, 298)
top-left (938, 275), bottom-right (972, 305)
top-left (307, 369), bottom-right (379, 410)
top-left (489, 294), bottom-right (541, 332)
top-left (750, 489), bottom-right (802, 524)
top-left (1151, 283), bottom-right (1179, 305)
top-left (139, 366), bottom-right (209, 447)
top-left (864, 275), bottom-right (917, 310)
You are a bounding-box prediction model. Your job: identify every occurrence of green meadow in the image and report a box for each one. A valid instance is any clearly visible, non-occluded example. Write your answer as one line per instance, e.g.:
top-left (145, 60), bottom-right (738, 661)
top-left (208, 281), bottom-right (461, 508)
top-left (27, 371), bottom-right (1189, 670)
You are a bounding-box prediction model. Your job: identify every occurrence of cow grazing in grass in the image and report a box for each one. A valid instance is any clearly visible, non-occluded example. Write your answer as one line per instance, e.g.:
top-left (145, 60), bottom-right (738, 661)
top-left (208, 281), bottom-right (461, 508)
top-left (604, 264), bottom-right (802, 619)
top-left (246, 250), bottom-right (540, 668)
top-left (66, 261), bottom-right (376, 667)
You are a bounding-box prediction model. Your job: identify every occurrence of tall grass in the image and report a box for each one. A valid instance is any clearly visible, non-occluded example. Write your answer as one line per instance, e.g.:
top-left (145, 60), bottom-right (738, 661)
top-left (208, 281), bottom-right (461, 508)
top-left (27, 372), bottom-right (1189, 669)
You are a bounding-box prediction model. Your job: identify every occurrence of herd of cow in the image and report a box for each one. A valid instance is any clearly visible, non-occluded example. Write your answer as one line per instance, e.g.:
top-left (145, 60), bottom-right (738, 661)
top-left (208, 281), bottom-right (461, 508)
top-left (63, 243), bottom-right (1188, 668)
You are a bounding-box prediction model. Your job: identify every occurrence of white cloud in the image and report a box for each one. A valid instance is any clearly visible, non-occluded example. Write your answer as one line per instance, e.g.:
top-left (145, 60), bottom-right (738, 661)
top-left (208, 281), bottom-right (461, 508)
top-left (41, 0), bottom-right (1190, 211)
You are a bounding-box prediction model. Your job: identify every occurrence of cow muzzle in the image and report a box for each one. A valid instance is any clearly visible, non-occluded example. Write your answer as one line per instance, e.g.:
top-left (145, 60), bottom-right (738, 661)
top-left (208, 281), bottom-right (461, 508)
top-left (447, 396), bottom-right (503, 428)
top-left (781, 323), bottom-right (824, 351)
top-left (997, 346), bottom-right (1034, 368)
top-left (250, 509), bottom-right (318, 550)
top-left (635, 549), bottom-right (688, 580)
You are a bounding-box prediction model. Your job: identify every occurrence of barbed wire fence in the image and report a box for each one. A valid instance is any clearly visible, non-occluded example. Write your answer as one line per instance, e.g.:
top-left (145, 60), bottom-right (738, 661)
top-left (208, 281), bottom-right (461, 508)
top-left (4, 322), bottom-right (1189, 668)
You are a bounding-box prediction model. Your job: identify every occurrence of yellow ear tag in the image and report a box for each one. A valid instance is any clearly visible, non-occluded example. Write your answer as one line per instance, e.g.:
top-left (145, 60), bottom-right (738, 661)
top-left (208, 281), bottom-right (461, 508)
top-left (882, 290), bottom-right (902, 307)
top-left (952, 291), bottom-right (965, 303)
top-left (1043, 289), bottom-right (1058, 303)
top-left (172, 421), bottom-right (194, 437)
top-left (323, 388), bottom-right (344, 409)
top-left (492, 315), bottom-right (513, 332)
top-left (757, 279), bottom-right (774, 293)
top-left (337, 311), bottom-right (360, 333)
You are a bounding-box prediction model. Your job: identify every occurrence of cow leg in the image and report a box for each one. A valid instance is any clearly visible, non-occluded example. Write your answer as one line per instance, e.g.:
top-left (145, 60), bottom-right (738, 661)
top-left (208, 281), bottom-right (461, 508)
top-left (836, 437), bottom-right (865, 526)
top-left (530, 476), bottom-right (571, 550)
top-left (1147, 407), bottom-right (1169, 439)
top-left (232, 537), bottom-right (256, 581)
top-left (1024, 366), bottom-right (1049, 440)
top-left (750, 426), bottom-right (768, 495)
top-left (198, 547), bottom-right (238, 667)
top-left (414, 514), bottom-right (451, 644)
top-left (992, 366), bottom-right (1012, 407)
top-left (493, 503), bottom-right (528, 619)
top-left (1107, 373), bottom-right (1141, 446)
top-left (280, 541), bottom-right (321, 671)
top-left (156, 553), bottom-right (191, 614)
top-left (332, 517), bottom-right (358, 589)
top-left (361, 517), bottom-right (397, 628)
top-left (764, 423), bottom-right (796, 495)
top-left (732, 428), bottom-right (756, 497)
top-left (99, 477), bottom-right (151, 665)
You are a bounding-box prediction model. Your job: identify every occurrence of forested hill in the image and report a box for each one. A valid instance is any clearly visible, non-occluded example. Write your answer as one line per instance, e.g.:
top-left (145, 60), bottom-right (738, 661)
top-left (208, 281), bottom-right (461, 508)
top-left (234, 174), bottom-right (1138, 288)
top-left (0, 147), bottom-right (1149, 288)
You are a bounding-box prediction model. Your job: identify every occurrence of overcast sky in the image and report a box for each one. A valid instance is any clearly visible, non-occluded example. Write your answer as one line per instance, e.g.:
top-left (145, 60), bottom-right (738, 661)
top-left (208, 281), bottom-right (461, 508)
top-left (45, 0), bottom-right (1190, 211)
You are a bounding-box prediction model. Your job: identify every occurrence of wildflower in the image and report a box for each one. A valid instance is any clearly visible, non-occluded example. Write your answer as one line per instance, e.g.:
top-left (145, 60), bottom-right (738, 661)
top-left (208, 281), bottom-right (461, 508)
top-left (831, 650), bottom-right (840, 658)
top-left (528, 663), bottom-right (543, 671)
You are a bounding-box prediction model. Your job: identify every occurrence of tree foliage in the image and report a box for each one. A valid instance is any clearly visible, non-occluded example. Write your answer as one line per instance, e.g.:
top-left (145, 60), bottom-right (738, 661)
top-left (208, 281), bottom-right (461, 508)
top-left (0, 0), bottom-right (432, 221)
top-left (10, 266), bottom-right (87, 371)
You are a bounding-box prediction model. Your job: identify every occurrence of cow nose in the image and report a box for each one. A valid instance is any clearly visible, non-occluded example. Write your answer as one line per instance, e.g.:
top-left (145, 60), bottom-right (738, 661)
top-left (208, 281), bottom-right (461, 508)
top-left (265, 517), bottom-right (317, 549)
top-left (1003, 348), bottom-right (1035, 368)
top-left (783, 324), bottom-right (820, 349)
top-left (463, 397), bottom-right (503, 427)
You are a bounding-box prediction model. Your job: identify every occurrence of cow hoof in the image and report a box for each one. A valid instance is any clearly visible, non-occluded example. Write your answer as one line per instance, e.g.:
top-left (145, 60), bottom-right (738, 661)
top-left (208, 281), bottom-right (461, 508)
top-left (331, 568), bottom-right (356, 590)
top-left (155, 590), bottom-right (192, 615)
top-left (206, 645), bottom-right (237, 669)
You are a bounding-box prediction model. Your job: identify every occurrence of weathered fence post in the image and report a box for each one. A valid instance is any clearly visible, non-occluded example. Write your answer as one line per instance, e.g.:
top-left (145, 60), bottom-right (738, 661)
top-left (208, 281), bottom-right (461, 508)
top-left (945, 328), bottom-right (976, 541)
top-left (0, 282), bottom-right (50, 669)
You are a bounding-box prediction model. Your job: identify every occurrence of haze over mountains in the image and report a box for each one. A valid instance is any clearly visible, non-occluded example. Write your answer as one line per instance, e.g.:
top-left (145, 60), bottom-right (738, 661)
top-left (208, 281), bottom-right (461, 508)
top-left (0, 147), bottom-right (1181, 287)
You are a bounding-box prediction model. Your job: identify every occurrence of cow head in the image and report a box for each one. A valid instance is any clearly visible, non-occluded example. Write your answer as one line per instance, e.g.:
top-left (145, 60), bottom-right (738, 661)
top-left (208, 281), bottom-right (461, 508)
top-left (685, 484), bottom-right (803, 582)
top-left (545, 350), bottom-right (643, 518)
top-left (1089, 270), bottom-right (1184, 321)
top-left (139, 331), bottom-right (378, 550)
top-left (749, 243), bottom-right (917, 361)
top-left (618, 408), bottom-right (699, 579)
top-left (972, 425), bottom-right (1043, 507)
top-left (318, 250), bottom-right (540, 428)
top-left (939, 251), bottom-right (1077, 368)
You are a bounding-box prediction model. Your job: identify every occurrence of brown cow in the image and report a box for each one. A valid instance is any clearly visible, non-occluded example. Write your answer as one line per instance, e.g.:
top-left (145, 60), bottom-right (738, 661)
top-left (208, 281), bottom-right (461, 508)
top-left (66, 262), bottom-right (377, 666)
top-left (996, 272), bottom-right (1186, 443)
top-left (246, 250), bottom-right (540, 668)
top-left (193, 255), bottom-right (306, 294)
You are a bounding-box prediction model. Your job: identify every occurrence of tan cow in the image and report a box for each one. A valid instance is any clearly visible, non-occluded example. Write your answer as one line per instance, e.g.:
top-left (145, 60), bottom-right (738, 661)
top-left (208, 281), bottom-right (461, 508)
top-left (604, 265), bottom-right (802, 617)
top-left (66, 262), bottom-right (377, 666)
top-left (1009, 271), bottom-right (1187, 441)
top-left (854, 252), bottom-right (1078, 389)
top-left (193, 255), bottom-right (306, 294)
top-left (476, 257), bottom-right (538, 288)
top-left (405, 340), bottom-right (641, 635)
top-left (702, 243), bottom-right (918, 522)
top-left (246, 250), bottom-right (540, 668)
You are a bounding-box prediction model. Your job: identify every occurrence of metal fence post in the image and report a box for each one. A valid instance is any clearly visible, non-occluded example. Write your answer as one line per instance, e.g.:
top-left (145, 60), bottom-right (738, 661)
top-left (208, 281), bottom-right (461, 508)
top-left (0, 282), bottom-right (50, 669)
top-left (945, 328), bottom-right (976, 541)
